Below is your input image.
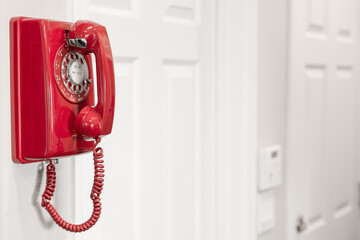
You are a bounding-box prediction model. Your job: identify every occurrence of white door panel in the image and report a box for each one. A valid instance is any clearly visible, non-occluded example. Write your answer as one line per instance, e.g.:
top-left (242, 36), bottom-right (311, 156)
top-left (74, 0), bottom-right (216, 240)
top-left (288, 0), bottom-right (359, 239)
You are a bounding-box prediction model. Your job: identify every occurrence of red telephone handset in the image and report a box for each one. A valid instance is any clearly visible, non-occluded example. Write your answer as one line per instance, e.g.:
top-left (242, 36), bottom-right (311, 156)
top-left (70, 21), bottom-right (115, 139)
top-left (10, 17), bottom-right (115, 232)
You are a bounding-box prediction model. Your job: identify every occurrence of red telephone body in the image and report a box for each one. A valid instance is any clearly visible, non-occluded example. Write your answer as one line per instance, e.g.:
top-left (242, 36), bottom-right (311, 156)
top-left (10, 17), bottom-right (115, 164)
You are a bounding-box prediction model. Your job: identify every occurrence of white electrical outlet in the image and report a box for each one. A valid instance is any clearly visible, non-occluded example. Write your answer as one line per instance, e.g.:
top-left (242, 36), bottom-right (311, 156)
top-left (257, 190), bottom-right (275, 235)
top-left (258, 145), bottom-right (282, 191)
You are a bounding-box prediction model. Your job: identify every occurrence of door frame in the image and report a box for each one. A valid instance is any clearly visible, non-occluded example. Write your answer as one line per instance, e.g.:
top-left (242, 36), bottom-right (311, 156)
top-left (216, 0), bottom-right (258, 240)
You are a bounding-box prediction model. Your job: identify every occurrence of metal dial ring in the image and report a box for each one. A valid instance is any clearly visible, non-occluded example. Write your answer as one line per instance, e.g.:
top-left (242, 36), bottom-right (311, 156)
top-left (54, 44), bottom-right (92, 103)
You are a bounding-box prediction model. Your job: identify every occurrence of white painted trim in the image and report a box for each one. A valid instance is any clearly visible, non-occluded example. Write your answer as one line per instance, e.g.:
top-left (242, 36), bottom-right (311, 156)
top-left (216, 0), bottom-right (258, 239)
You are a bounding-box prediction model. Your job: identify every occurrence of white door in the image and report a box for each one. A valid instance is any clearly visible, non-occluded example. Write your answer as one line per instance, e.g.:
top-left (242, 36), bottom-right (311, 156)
top-left (287, 0), bottom-right (360, 239)
top-left (74, 1), bottom-right (217, 240)
top-left (0, 1), bottom-right (258, 239)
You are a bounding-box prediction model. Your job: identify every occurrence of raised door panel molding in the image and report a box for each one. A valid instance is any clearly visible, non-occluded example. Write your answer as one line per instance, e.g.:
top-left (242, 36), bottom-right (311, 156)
top-left (163, 59), bottom-right (201, 240)
top-left (163, 0), bottom-right (199, 24)
top-left (307, 0), bottom-right (328, 38)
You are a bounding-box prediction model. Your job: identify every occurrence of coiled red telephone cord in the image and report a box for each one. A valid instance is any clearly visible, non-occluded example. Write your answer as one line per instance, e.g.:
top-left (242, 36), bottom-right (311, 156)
top-left (41, 137), bottom-right (104, 232)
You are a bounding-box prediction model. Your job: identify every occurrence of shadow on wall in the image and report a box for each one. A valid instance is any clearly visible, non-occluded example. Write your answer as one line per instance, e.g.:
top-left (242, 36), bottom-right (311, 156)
top-left (31, 163), bottom-right (53, 229)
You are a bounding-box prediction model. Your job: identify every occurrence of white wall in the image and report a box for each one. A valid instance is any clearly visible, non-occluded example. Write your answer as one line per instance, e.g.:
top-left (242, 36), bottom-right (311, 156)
top-left (257, 0), bottom-right (288, 240)
top-left (0, 1), bottom-right (75, 239)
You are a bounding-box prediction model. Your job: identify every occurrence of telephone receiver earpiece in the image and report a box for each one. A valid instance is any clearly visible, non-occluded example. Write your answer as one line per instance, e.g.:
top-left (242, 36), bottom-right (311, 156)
top-left (67, 20), bottom-right (115, 139)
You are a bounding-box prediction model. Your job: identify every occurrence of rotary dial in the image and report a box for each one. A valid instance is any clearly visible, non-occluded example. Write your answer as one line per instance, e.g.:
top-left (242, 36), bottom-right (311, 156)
top-left (62, 51), bottom-right (91, 94)
top-left (54, 44), bottom-right (92, 103)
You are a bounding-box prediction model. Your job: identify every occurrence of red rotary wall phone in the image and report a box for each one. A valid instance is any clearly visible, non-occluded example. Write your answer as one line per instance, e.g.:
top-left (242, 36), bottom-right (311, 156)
top-left (10, 17), bottom-right (115, 232)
